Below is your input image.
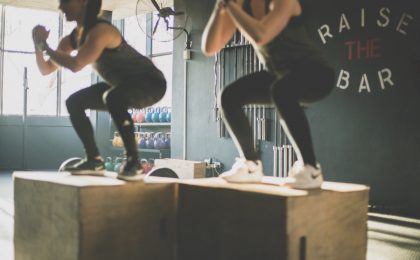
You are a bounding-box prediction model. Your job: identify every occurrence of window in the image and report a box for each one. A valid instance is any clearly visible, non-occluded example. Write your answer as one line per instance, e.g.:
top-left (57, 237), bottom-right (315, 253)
top-left (3, 53), bottom-right (58, 115)
top-left (123, 13), bottom-right (173, 108)
top-left (0, 6), bottom-right (173, 116)
top-left (4, 7), bottom-right (59, 51)
top-left (2, 6), bottom-right (59, 115)
top-left (59, 20), bottom-right (93, 116)
top-left (151, 14), bottom-right (173, 55)
top-left (152, 54), bottom-right (172, 107)
top-left (0, 6), bottom-right (95, 116)
top-left (124, 15), bottom-right (146, 55)
top-left (60, 66), bottom-right (93, 116)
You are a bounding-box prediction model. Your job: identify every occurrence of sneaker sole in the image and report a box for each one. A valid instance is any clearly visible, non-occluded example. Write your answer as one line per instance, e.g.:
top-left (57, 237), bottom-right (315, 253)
top-left (221, 175), bottom-right (263, 184)
top-left (284, 178), bottom-right (323, 189)
top-left (290, 183), bottom-right (322, 189)
top-left (117, 173), bottom-right (144, 182)
top-left (223, 179), bottom-right (264, 184)
top-left (69, 170), bottom-right (105, 176)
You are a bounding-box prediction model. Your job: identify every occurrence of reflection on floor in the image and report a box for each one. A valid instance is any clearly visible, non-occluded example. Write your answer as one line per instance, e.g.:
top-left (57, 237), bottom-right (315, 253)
top-left (0, 171), bottom-right (13, 260)
top-left (1, 171), bottom-right (420, 260)
top-left (367, 213), bottom-right (420, 260)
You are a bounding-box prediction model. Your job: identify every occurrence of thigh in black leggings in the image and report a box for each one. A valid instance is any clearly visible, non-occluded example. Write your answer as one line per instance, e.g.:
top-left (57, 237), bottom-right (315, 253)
top-left (66, 79), bottom-right (166, 161)
top-left (103, 79), bottom-right (166, 161)
top-left (66, 82), bottom-right (110, 160)
top-left (219, 64), bottom-right (334, 165)
top-left (219, 71), bottom-right (277, 161)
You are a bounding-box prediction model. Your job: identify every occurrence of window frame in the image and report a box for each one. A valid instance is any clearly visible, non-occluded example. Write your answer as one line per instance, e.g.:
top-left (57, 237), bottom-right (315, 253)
top-left (0, 5), bottom-right (5, 113)
top-left (0, 5), bottom-right (93, 117)
top-left (0, 6), bottom-right (174, 116)
top-left (122, 13), bottom-right (173, 108)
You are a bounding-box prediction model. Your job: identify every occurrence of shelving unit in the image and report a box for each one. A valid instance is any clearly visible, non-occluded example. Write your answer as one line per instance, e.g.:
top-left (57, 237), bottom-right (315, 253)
top-left (135, 122), bottom-right (171, 127)
top-left (112, 146), bottom-right (170, 159)
top-left (109, 120), bottom-right (172, 161)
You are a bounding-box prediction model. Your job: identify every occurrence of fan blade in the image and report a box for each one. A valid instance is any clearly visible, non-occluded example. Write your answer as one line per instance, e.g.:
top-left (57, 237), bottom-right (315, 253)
top-left (163, 17), bottom-right (170, 30)
top-left (150, 0), bottom-right (161, 11)
top-left (153, 17), bottom-right (161, 35)
top-left (174, 11), bottom-right (184, 16)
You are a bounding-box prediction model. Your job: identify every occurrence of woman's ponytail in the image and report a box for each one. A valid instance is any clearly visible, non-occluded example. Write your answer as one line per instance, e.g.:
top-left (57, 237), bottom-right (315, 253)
top-left (81, 0), bottom-right (102, 44)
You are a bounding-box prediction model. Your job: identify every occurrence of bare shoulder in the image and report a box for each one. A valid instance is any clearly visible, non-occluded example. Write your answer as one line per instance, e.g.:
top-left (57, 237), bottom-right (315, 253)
top-left (86, 22), bottom-right (122, 47)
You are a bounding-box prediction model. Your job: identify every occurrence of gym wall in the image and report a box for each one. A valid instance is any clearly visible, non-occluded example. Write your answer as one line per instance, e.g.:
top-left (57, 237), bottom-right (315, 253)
top-left (0, 114), bottom-right (111, 170)
top-left (172, 0), bottom-right (420, 216)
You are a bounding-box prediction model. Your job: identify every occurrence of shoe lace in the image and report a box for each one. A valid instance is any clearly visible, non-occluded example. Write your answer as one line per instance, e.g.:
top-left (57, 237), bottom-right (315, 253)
top-left (290, 160), bottom-right (304, 177)
top-left (231, 157), bottom-right (247, 169)
top-left (246, 160), bottom-right (261, 173)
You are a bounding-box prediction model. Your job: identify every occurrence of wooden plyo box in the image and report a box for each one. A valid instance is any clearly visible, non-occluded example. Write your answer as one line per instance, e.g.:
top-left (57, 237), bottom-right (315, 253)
top-left (13, 172), bottom-right (178, 260)
top-left (14, 172), bottom-right (369, 260)
top-left (176, 177), bottom-right (369, 260)
top-left (154, 158), bottom-right (206, 179)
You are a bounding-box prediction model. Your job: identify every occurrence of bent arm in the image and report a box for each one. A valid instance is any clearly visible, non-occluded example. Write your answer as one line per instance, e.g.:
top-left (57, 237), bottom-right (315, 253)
top-left (45, 24), bottom-right (113, 73)
top-left (201, 1), bottom-right (239, 56)
top-left (35, 36), bottom-right (73, 75)
top-left (224, 0), bottom-right (300, 46)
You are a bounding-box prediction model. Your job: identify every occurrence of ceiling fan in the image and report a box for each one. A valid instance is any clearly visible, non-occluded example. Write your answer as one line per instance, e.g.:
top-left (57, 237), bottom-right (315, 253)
top-left (136, 0), bottom-right (190, 43)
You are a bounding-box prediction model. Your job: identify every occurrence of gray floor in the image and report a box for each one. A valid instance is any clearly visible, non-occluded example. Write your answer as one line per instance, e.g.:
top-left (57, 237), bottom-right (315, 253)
top-left (1, 172), bottom-right (420, 260)
top-left (0, 172), bottom-right (14, 260)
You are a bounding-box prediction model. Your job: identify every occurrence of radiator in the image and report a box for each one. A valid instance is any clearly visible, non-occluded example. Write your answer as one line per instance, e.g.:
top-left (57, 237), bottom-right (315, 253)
top-left (273, 145), bottom-right (296, 177)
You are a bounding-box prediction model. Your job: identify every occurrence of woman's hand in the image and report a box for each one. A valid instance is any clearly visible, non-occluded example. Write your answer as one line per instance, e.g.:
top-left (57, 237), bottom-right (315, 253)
top-left (32, 25), bottom-right (50, 45)
top-left (201, 0), bottom-right (239, 56)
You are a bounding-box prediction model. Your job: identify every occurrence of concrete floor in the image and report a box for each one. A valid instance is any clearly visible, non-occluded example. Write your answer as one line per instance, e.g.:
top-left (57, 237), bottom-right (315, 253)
top-left (0, 172), bottom-right (13, 260)
top-left (1, 171), bottom-right (420, 260)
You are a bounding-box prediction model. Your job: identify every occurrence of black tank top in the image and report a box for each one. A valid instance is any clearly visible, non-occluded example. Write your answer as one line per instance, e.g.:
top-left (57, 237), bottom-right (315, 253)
top-left (68, 19), bottom-right (165, 86)
top-left (243, 0), bottom-right (328, 77)
top-left (243, 0), bottom-right (270, 16)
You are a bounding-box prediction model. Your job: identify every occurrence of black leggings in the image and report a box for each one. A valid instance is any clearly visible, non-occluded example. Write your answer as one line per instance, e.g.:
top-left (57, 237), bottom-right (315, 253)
top-left (219, 63), bottom-right (334, 166)
top-left (66, 79), bottom-right (166, 161)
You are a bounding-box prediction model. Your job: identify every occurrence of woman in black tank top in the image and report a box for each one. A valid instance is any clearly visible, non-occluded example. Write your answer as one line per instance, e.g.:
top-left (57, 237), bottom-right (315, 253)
top-left (202, 0), bottom-right (334, 189)
top-left (32, 0), bottom-right (166, 181)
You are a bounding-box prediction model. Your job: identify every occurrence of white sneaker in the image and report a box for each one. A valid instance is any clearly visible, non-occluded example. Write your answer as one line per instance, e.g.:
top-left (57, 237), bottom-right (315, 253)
top-left (285, 161), bottom-right (323, 189)
top-left (219, 158), bottom-right (264, 183)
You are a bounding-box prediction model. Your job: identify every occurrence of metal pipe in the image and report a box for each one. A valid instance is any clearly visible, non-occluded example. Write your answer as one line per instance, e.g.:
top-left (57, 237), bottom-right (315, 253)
top-left (23, 67), bottom-right (28, 169)
top-left (253, 104), bottom-right (257, 146)
top-left (57, 13), bottom-right (64, 115)
top-left (182, 58), bottom-right (188, 159)
top-left (283, 145), bottom-right (289, 177)
top-left (287, 145), bottom-right (293, 176)
top-left (262, 106), bottom-right (266, 140)
top-left (256, 106), bottom-right (261, 140)
top-left (279, 146), bottom-right (284, 177)
top-left (0, 6), bottom-right (5, 114)
top-left (274, 111), bottom-right (278, 146)
top-left (273, 146), bottom-right (278, 177)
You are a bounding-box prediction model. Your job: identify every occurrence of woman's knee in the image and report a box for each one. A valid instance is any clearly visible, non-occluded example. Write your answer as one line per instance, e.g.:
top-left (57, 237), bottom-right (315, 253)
top-left (103, 89), bottom-right (128, 111)
top-left (218, 85), bottom-right (243, 112)
top-left (102, 89), bottom-right (118, 106)
top-left (302, 66), bottom-right (335, 103)
top-left (270, 80), bottom-right (296, 104)
top-left (66, 93), bottom-right (82, 113)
